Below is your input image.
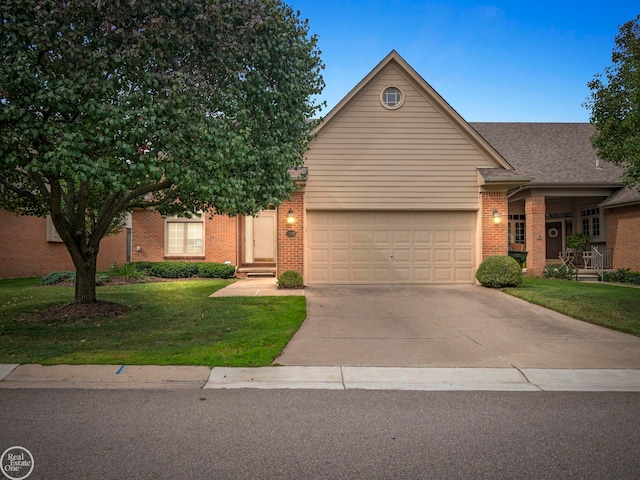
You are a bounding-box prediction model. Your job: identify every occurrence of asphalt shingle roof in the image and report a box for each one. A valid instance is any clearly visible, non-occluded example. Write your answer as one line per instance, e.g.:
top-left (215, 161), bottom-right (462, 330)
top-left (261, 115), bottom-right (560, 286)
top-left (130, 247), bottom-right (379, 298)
top-left (471, 123), bottom-right (625, 186)
top-left (600, 186), bottom-right (640, 207)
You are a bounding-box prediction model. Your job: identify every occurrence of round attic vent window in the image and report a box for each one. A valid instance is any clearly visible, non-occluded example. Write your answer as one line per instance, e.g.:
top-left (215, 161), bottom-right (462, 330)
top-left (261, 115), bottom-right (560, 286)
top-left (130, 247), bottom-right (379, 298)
top-left (380, 86), bottom-right (404, 109)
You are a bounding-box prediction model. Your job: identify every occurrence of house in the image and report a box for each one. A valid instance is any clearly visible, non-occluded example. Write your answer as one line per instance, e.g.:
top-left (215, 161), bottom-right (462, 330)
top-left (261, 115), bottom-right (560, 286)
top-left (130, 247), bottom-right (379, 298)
top-left (131, 51), bottom-right (640, 282)
top-left (133, 50), bottom-right (528, 283)
top-left (4, 51), bottom-right (638, 281)
top-left (0, 211), bottom-right (129, 279)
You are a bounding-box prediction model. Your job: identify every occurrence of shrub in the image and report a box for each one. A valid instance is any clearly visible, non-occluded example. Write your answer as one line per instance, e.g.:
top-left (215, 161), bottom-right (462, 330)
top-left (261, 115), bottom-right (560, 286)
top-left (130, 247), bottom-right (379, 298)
top-left (197, 263), bottom-right (236, 279)
top-left (278, 270), bottom-right (304, 289)
top-left (475, 255), bottom-right (523, 288)
top-left (40, 271), bottom-right (110, 286)
top-left (148, 262), bottom-right (200, 278)
top-left (603, 268), bottom-right (640, 285)
top-left (566, 232), bottom-right (588, 251)
top-left (108, 263), bottom-right (147, 279)
top-left (40, 271), bottom-right (76, 285)
top-left (127, 262), bottom-right (235, 279)
top-left (543, 265), bottom-right (576, 280)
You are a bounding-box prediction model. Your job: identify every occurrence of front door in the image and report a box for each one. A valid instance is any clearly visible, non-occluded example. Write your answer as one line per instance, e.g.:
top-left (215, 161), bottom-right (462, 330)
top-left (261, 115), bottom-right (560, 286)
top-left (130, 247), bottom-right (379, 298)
top-left (245, 211), bottom-right (277, 263)
top-left (546, 221), bottom-right (563, 259)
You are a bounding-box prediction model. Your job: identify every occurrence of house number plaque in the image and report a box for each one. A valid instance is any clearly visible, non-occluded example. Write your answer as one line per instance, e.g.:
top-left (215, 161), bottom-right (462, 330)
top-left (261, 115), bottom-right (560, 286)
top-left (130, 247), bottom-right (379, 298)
top-left (286, 230), bottom-right (297, 238)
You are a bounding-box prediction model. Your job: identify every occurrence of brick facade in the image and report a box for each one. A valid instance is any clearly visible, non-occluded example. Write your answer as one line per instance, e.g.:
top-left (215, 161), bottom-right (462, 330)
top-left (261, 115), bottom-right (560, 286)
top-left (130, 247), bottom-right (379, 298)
top-left (131, 209), bottom-right (238, 264)
top-left (605, 205), bottom-right (640, 271)
top-left (480, 191), bottom-right (508, 259)
top-left (277, 191), bottom-right (304, 278)
top-left (0, 209), bottom-right (127, 279)
top-left (524, 196), bottom-right (547, 277)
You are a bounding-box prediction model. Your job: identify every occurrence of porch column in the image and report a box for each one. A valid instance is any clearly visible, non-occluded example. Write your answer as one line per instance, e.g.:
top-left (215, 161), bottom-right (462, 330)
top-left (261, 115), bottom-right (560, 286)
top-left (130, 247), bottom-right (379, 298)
top-left (277, 190), bottom-right (304, 279)
top-left (481, 191), bottom-right (508, 258)
top-left (525, 196), bottom-right (546, 276)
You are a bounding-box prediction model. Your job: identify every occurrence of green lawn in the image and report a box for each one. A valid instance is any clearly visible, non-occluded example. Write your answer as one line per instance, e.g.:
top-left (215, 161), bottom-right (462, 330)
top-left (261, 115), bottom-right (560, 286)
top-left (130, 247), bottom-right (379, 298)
top-left (503, 277), bottom-right (640, 336)
top-left (0, 278), bottom-right (306, 366)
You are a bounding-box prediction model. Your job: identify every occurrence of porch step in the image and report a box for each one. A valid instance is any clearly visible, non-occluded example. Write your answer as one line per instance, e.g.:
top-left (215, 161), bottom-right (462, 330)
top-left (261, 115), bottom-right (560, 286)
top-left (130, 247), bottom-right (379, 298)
top-left (576, 269), bottom-right (600, 282)
top-left (236, 267), bottom-right (276, 278)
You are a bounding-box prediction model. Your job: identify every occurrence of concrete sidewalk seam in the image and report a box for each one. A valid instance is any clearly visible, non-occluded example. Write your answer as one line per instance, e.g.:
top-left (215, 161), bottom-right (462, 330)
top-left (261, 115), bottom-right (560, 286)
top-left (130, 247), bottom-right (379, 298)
top-left (3, 365), bottom-right (640, 391)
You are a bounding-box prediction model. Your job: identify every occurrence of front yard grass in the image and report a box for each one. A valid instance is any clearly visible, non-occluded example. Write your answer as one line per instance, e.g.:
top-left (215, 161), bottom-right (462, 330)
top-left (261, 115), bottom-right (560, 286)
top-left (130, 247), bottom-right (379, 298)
top-left (0, 278), bottom-right (305, 366)
top-left (503, 277), bottom-right (640, 336)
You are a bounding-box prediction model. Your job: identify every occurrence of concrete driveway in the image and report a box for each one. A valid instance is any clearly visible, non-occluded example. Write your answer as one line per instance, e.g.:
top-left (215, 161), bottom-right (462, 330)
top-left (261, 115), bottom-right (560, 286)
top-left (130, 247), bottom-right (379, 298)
top-left (275, 285), bottom-right (640, 369)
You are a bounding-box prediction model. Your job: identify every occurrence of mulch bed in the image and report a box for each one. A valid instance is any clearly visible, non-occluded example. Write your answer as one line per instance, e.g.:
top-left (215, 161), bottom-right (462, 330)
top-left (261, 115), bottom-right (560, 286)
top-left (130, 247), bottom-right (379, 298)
top-left (15, 301), bottom-right (134, 325)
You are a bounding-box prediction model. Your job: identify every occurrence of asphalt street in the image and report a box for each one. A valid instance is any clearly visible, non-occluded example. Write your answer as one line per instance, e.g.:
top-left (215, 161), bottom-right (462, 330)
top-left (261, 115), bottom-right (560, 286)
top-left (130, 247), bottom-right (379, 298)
top-left (1, 389), bottom-right (639, 479)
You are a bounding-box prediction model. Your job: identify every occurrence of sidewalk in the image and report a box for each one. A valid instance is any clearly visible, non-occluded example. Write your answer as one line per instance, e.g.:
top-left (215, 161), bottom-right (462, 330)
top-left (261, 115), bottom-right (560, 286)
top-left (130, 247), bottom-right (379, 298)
top-left (2, 364), bottom-right (640, 391)
top-left (3, 280), bottom-right (639, 392)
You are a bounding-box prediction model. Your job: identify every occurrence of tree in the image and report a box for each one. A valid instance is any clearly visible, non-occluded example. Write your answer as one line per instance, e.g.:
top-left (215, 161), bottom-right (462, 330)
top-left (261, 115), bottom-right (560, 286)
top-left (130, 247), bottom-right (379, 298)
top-left (0, 0), bottom-right (324, 303)
top-left (585, 15), bottom-right (640, 189)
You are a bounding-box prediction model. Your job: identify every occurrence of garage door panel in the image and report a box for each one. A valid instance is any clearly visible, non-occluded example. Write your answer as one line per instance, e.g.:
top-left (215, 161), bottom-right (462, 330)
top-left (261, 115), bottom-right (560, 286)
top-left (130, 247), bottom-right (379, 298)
top-left (307, 211), bottom-right (476, 284)
top-left (454, 248), bottom-right (473, 263)
top-left (434, 248), bottom-right (452, 262)
top-left (331, 248), bottom-right (349, 263)
top-left (413, 249), bottom-right (432, 262)
top-left (434, 230), bottom-right (453, 243)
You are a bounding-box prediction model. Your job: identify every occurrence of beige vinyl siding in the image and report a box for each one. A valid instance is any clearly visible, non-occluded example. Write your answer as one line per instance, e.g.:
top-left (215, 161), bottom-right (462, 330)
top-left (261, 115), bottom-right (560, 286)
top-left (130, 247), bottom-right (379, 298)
top-left (305, 64), bottom-right (498, 210)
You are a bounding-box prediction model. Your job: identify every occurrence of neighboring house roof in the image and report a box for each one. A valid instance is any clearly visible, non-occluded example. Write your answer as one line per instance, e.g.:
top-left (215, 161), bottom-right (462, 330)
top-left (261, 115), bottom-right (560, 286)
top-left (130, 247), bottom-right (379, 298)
top-left (471, 123), bottom-right (624, 187)
top-left (600, 186), bottom-right (640, 208)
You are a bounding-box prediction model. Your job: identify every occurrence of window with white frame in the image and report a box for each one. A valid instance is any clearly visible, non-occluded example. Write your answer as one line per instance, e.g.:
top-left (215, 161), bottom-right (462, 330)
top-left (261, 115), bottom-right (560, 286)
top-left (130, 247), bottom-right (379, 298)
top-left (508, 214), bottom-right (526, 245)
top-left (380, 86), bottom-right (404, 109)
top-left (165, 217), bottom-right (204, 255)
top-left (580, 207), bottom-right (602, 239)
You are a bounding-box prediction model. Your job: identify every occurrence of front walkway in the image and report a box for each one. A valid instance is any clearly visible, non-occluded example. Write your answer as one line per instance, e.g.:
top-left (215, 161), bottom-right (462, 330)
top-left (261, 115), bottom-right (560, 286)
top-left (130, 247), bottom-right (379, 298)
top-left (209, 277), bottom-right (304, 297)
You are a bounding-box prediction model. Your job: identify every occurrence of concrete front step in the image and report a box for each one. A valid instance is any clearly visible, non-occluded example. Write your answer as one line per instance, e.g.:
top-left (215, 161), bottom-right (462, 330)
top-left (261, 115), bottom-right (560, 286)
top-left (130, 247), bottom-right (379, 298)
top-left (236, 266), bottom-right (276, 278)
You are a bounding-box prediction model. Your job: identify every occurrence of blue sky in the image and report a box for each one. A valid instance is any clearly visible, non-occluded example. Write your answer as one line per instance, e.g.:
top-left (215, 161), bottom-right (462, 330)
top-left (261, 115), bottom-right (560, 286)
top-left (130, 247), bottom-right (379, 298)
top-left (286, 1), bottom-right (638, 122)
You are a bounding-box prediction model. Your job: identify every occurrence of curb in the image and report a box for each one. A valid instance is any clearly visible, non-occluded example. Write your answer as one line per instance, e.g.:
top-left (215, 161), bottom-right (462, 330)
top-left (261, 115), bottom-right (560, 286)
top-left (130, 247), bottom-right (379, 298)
top-left (2, 364), bottom-right (640, 392)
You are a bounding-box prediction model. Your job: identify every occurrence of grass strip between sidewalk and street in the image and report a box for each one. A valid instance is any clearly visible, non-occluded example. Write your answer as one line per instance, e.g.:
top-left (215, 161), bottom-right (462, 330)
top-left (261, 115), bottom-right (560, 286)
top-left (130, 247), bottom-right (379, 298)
top-left (0, 278), bottom-right (305, 366)
top-left (503, 277), bottom-right (640, 336)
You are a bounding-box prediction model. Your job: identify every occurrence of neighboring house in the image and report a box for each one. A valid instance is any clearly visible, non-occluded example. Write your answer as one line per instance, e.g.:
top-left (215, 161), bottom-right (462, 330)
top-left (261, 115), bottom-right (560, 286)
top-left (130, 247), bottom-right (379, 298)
top-left (0, 210), bottom-right (129, 279)
top-left (470, 122), bottom-right (639, 274)
top-left (5, 51), bottom-right (638, 281)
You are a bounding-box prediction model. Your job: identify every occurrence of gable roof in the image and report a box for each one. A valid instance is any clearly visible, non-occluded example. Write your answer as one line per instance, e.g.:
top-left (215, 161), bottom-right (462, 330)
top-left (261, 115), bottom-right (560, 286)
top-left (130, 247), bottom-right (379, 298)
top-left (313, 50), bottom-right (514, 172)
top-left (600, 186), bottom-right (640, 208)
top-left (471, 123), bottom-right (624, 187)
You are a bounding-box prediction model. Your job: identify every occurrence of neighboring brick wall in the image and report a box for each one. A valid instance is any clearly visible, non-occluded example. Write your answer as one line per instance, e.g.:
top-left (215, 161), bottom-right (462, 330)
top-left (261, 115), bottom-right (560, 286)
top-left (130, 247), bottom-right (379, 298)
top-left (481, 191), bottom-right (508, 259)
top-left (0, 209), bottom-right (127, 279)
top-left (277, 191), bottom-right (304, 279)
top-left (130, 209), bottom-right (238, 265)
top-left (525, 196), bottom-right (546, 277)
top-left (605, 204), bottom-right (640, 271)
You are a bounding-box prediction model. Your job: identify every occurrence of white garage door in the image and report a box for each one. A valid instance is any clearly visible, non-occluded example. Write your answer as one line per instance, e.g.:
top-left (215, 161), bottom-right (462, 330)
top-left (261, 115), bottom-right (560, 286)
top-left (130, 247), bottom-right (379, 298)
top-left (306, 211), bottom-right (476, 284)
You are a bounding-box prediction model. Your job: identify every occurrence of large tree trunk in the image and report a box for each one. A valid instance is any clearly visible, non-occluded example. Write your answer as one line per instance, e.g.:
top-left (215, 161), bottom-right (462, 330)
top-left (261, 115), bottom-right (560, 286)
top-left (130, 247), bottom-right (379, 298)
top-left (74, 254), bottom-right (98, 304)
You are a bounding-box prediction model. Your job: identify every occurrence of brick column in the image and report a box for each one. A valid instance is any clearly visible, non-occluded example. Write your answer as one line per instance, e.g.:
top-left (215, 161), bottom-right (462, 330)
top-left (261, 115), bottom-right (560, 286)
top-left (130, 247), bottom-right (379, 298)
top-left (481, 191), bottom-right (508, 259)
top-left (525, 196), bottom-right (546, 276)
top-left (277, 191), bottom-right (304, 279)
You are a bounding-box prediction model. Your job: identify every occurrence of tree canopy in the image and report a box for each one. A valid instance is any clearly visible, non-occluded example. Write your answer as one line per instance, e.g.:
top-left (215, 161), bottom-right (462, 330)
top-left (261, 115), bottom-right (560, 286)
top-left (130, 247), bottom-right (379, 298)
top-left (0, 0), bottom-right (324, 303)
top-left (586, 15), bottom-right (640, 189)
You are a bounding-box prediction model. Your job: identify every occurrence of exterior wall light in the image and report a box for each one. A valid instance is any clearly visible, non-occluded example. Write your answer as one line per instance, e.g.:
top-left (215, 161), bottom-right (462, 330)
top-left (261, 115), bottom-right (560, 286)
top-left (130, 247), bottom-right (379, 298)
top-left (493, 209), bottom-right (502, 225)
top-left (286, 209), bottom-right (295, 224)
